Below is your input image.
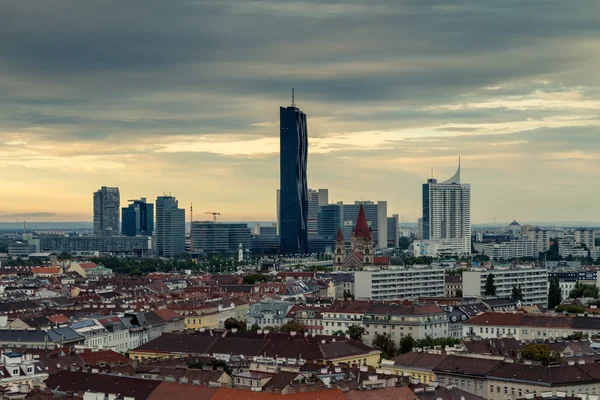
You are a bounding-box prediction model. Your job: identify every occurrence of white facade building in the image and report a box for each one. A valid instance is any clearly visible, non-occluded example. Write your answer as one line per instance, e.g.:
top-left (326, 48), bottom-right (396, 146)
top-left (526, 229), bottom-right (551, 252)
top-left (463, 267), bottom-right (549, 306)
top-left (482, 240), bottom-right (539, 260)
top-left (575, 229), bottom-right (595, 249)
top-left (421, 160), bottom-right (471, 255)
top-left (355, 267), bottom-right (445, 300)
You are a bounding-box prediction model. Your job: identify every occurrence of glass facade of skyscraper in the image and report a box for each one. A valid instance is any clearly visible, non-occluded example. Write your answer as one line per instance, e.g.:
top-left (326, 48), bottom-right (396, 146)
top-left (122, 198), bottom-right (154, 237)
top-left (279, 105), bottom-right (308, 255)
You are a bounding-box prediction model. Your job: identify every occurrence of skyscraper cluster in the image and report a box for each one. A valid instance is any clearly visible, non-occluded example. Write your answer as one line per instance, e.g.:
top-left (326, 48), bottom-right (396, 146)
top-left (92, 190), bottom-right (186, 257)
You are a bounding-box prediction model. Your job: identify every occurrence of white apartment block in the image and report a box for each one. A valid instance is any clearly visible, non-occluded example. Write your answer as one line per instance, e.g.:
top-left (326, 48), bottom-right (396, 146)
top-left (463, 267), bottom-right (548, 306)
top-left (482, 240), bottom-right (539, 260)
top-left (526, 229), bottom-right (551, 252)
top-left (591, 247), bottom-right (600, 261)
top-left (355, 267), bottom-right (445, 300)
top-left (558, 238), bottom-right (588, 258)
top-left (575, 229), bottom-right (596, 249)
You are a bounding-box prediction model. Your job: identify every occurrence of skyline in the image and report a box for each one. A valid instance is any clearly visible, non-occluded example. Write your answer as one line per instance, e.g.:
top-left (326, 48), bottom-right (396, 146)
top-left (1, 1), bottom-right (600, 224)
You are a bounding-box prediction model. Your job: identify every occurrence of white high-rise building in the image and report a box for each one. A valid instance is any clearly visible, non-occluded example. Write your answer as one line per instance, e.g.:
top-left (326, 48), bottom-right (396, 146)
top-left (421, 160), bottom-right (471, 255)
top-left (575, 229), bottom-right (595, 249)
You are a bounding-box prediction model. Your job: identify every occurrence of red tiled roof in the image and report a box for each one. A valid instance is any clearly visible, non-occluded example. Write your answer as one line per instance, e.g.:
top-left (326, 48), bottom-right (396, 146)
top-left (463, 312), bottom-right (526, 326)
top-left (154, 307), bottom-right (182, 322)
top-left (32, 267), bottom-right (61, 274)
top-left (373, 256), bottom-right (389, 265)
top-left (147, 382), bottom-right (217, 400)
top-left (47, 314), bottom-right (69, 324)
top-left (211, 388), bottom-right (346, 400)
top-left (79, 350), bottom-right (130, 367)
top-left (353, 205), bottom-right (371, 239)
top-left (346, 386), bottom-right (418, 400)
top-left (78, 262), bottom-right (97, 270)
top-left (352, 252), bottom-right (364, 261)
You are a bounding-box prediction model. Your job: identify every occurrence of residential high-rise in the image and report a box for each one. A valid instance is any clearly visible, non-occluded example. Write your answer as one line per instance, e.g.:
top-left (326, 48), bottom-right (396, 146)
top-left (122, 198), bottom-right (154, 237)
top-left (575, 229), bottom-right (595, 249)
top-left (93, 186), bottom-right (120, 236)
top-left (421, 160), bottom-right (471, 255)
top-left (279, 93), bottom-right (308, 255)
top-left (155, 195), bottom-right (185, 258)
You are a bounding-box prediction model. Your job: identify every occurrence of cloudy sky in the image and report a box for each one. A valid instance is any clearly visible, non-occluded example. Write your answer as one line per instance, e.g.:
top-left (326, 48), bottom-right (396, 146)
top-left (1, 0), bottom-right (599, 224)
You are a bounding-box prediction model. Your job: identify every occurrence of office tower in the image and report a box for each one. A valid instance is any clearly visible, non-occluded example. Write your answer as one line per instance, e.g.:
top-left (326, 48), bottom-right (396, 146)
top-left (317, 204), bottom-right (342, 238)
top-left (155, 195), bottom-right (185, 257)
top-left (307, 188), bottom-right (329, 236)
top-left (276, 189), bottom-right (280, 235)
top-left (337, 201), bottom-right (388, 248)
top-left (122, 198), bottom-right (154, 237)
top-left (421, 160), bottom-right (471, 255)
top-left (279, 92), bottom-right (308, 254)
top-left (93, 186), bottom-right (120, 236)
top-left (190, 222), bottom-right (251, 254)
top-left (387, 215), bottom-right (399, 248)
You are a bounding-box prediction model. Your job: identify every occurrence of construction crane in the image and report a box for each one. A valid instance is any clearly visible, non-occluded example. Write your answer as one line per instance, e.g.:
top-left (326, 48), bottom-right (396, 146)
top-left (205, 212), bottom-right (221, 223)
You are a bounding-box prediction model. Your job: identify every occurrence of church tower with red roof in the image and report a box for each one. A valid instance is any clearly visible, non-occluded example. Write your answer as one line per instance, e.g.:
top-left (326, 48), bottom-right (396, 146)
top-left (333, 204), bottom-right (374, 271)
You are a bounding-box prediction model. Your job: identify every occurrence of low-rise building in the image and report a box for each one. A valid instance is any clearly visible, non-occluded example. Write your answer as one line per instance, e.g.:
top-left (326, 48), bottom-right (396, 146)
top-left (380, 352), bottom-right (447, 384)
top-left (0, 351), bottom-right (48, 391)
top-left (463, 312), bottom-right (600, 340)
top-left (128, 331), bottom-right (381, 367)
top-left (445, 275), bottom-right (462, 297)
top-left (363, 303), bottom-right (448, 344)
top-left (246, 302), bottom-right (293, 329)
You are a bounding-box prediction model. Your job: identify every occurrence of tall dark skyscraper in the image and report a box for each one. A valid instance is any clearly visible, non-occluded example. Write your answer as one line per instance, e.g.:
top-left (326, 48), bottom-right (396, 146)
top-left (93, 186), bottom-right (120, 236)
top-left (122, 198), bottom-right (154, 237)
top-left (279, 91), bottom-right (308, 255)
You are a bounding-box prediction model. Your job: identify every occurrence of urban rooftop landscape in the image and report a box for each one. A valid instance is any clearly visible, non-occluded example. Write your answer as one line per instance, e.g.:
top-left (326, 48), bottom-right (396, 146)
top-left (0, 1), bottom-right (599, 400)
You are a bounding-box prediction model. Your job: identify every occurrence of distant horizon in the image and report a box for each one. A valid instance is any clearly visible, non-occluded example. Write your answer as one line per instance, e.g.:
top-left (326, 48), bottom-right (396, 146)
top-left (0, 220), bottom-right (598, 229)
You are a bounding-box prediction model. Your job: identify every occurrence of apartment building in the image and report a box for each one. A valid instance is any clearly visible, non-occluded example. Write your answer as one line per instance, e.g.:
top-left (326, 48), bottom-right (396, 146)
top-left (321, 301), bottom-right (370, 336)
top-left (463, 312), bottom-right (600, 340)
top-left (481, 239), bottom-right (539, 260)
top-left (355, 267), bottom-right (445, 300)
top-left (462, 267), bottom-right (548, 306)
top-left (362, 303), bottom-right (448, 345)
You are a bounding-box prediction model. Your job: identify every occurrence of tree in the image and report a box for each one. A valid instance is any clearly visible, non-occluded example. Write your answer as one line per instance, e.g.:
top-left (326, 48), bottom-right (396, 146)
top-left (242, 274), bottom-right (267, 284)
top-left (224, 318), bottom-right (246, 331)
top-left (415, 336), bottom-right (461, 349)
top-left (456, 289), bottom-right (463, 298)
top-left (347, 325), bottom-right (366, 342)
top-left (511, 285), bottom-right (523, 301)
top-left (279, 320), bottom-right (307, 333)
top-left (332, 330), bottom-right (346, 336)
top-left (398, 335), bottom-right (416, 354)
top-left (556, 305), bottom-right (585, 314)
top-left (548, 276), bottom-right (562, 310)
top-left (373, 333), bottom-right (397, 359)
top-left (520, 343), bottom-right (561, 364)
top-left (249, 323), bottom-right (261, 331)
top-left (569, 282), bottom-right (600, 299)
top-left (484, 273), bottom-right (496, 296)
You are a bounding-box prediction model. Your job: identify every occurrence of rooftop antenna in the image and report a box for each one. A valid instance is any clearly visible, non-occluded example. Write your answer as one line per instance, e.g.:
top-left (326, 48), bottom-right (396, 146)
top-left (291, 88), bottom-right (295, 107)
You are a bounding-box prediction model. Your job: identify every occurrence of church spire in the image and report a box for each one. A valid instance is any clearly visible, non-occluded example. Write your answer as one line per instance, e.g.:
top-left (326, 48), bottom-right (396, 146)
top-left (336, 227), bottom-right (344, 242)
top-left (354, 204), bottom-right (371, 239)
